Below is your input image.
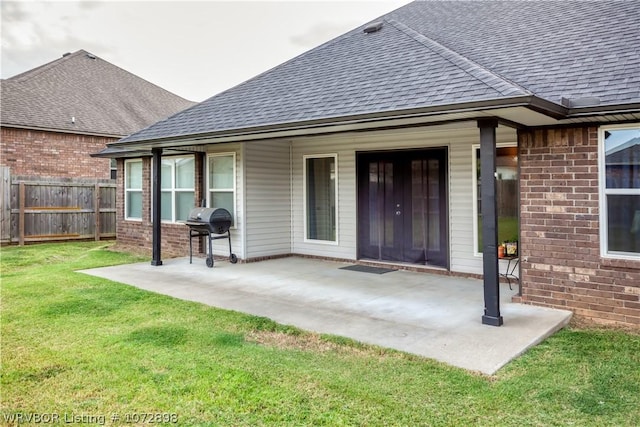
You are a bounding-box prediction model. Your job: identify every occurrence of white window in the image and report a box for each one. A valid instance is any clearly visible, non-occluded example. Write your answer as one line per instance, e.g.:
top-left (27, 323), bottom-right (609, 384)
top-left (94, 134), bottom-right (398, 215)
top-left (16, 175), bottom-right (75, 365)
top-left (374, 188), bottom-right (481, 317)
top-left (472, 145), bottom-right (519, 254)
top-left (207, 153), bottom-right (236, 225)
top-left (124, 159), bottom-right (143, 220)
top-left (304, 154), bottom-right (337, 242)
top-left (599, 124), bottom-right (640, 258)
top-left (110, 158), bottom-right (117, 180)
top-left (160, 156), bottom-right (195, 222)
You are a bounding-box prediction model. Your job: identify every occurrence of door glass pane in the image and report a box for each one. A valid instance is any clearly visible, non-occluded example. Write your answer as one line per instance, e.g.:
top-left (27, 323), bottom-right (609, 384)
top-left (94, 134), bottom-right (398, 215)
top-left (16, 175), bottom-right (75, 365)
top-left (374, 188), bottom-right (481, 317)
top-left (476, 147), bottom-right (519, 252)
top-left (368, 161), bottom-right (393, 248)
top-left (607, 195), bottom-right (640, 254)
top-left (383, 162), bottom-right (393, 246)
top-left (368, 162), bottom-right (380, 247)
top-left (306, 157), bottom-right (336, 241)
top-left (176, 157), bottom-right (195, 189)
top-left (411, 160), bottom-right (427, 250)
top-left (209, 155), bottom-right (234, 189)
top-left (411, 160), bottom-right (440, 252)
top-left (428, 159), bottom-right (440, 250)
top-left (176, 191), bottom-right (195, 221)
top-left (605, 128), bottom-right (640, 189)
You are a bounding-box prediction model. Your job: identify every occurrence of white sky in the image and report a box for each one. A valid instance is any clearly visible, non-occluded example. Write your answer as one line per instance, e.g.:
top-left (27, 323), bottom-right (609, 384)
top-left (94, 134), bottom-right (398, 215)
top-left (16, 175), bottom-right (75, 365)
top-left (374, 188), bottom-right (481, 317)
top-left (1, 0), bottom-right (411, 102)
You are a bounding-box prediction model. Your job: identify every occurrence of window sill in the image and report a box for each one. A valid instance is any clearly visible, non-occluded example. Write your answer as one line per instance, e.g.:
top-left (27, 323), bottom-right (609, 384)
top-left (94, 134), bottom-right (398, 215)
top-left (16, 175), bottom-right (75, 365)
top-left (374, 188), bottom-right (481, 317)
top-left (601, 257), bottom-right (640, 270)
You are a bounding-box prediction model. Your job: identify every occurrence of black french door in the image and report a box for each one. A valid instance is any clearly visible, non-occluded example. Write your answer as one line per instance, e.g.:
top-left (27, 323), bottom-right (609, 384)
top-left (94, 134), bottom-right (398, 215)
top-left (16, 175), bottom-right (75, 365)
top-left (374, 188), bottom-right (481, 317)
top-left (357, 149), bottom-right (448, 268)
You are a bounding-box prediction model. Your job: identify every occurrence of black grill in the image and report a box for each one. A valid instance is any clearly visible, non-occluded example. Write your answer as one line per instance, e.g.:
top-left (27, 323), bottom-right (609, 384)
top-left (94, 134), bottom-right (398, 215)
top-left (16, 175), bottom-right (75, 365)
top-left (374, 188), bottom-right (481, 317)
top-left (185, 207), bottom-right (237, 267)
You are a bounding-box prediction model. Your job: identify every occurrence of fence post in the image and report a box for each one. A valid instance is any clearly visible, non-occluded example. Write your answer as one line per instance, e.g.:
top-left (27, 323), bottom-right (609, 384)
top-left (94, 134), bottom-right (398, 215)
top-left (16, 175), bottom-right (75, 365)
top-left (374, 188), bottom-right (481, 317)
top-left (94, 183), bottom-right (101, 241)
top-left (0, 166), bottom-right (10, 243)
top-left (19, 182), bottom-right (25, 245)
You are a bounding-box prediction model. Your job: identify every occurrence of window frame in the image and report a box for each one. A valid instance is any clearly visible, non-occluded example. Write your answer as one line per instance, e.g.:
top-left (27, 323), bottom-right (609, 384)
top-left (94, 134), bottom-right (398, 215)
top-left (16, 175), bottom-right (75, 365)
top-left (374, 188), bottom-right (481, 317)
top-left (303, 153), bottom-right (339, 244)
top-left (206, 152), bottom-right (237, 227)
top-left (124, 159), bottom-right (143, 221)
top-left (472, 142), bottom-right (518, 256)
top-left (110, 158), bottom-right (117, 180)
top-left (598, 123), bottom-right (640, 260)
top-left (158, 156), bottom-right (196, 224)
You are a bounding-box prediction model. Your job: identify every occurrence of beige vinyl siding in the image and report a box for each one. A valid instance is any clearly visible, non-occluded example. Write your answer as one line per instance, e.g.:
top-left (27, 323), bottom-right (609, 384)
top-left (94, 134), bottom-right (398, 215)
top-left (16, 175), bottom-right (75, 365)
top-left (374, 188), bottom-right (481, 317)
top-left (243, 140), bottom-right (292, 258)
top-left (290, 123), bottom-right (517, 275)
top-left (206, 143), bottom-right (245, 259)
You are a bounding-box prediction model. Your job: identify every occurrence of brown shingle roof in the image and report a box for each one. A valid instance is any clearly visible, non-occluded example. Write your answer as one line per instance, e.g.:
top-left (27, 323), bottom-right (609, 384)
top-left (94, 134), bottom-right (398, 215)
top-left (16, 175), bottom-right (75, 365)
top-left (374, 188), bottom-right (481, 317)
top-left (0, 50), bottom-right (195, 137)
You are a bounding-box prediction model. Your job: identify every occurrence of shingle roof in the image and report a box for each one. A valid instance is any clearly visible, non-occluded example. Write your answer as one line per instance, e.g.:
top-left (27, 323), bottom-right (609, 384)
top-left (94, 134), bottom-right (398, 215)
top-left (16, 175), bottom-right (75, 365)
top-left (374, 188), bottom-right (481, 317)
top-left (118, 0), bottom-right (640, 144)
top-left (0, 50), bottom-right (196, 136)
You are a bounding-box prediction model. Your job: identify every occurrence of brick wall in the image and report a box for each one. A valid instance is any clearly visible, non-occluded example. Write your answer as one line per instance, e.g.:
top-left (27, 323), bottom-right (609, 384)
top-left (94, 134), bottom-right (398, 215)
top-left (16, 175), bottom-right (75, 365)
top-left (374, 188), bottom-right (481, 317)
top-left (1, 127), bottom-right (115, 179)
top-left (115, 154), bottom-right (205, 258)
top-left (518, 126), bottom-right (640, 327)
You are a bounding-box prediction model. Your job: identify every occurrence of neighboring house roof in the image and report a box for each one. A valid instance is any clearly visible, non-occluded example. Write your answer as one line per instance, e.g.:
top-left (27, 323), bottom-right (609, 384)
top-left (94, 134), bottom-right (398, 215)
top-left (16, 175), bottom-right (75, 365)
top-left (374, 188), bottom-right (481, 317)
top-left (112, 0), bottom-right (640, 146)
top-left (606, 137), bottom-right (640, 166)
top-left (1, 49), bottom-right (196, 137)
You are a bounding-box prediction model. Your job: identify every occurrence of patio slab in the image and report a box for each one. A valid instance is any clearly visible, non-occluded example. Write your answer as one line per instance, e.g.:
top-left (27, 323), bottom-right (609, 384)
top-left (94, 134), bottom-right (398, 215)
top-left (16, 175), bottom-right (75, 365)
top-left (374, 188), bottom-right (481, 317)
top-left (80, 256), bottom-right (572, 375)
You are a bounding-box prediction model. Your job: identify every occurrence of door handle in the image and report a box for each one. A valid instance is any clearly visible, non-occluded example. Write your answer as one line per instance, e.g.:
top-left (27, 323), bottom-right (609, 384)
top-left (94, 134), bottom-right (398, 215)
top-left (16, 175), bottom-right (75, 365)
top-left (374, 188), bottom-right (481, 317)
top-left (396, 210), bottom-right (401, 216)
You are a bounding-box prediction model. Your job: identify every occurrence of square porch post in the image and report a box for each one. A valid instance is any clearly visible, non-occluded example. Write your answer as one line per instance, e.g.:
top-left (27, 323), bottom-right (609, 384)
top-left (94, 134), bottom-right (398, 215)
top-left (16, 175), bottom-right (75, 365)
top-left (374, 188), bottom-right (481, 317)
top-left (478, 118), bottom-right (503, 326)
top-left (151, 147), bottom-right (163, 266)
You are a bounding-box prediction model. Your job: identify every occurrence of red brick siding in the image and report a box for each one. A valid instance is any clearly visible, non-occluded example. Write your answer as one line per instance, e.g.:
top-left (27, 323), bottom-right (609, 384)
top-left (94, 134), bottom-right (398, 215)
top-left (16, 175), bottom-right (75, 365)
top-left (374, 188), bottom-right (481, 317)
top-left (1, 127), bottom-right (115, 179)
top-left (115, 155), bottom-right (205, 258)
top-left (518, 126), bottom-right (640, 327)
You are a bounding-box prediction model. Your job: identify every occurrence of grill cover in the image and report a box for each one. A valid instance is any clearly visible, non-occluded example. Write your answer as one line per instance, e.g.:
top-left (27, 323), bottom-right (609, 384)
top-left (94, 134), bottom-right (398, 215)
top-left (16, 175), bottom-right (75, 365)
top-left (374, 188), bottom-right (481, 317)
top-left (186, 207), bottom-right (232, 234)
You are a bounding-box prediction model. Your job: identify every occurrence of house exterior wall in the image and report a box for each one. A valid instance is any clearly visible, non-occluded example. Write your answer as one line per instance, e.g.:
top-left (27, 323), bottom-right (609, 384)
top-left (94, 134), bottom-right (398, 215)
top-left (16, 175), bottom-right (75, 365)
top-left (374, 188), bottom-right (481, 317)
top-left (1, 127), bottom-right (115, 179)
top-left (518, 126), bottom-right (640, 326)
top-left (289, 124), bottom-right (518, 275)
top-left (208, 144), bottom-right (245, 259)
top-left (115, 145), bottom-right (243, 259)
top-left (115, 154), bottom-right (206, 258)
top-left (244, 140), bottom-right (292, 259)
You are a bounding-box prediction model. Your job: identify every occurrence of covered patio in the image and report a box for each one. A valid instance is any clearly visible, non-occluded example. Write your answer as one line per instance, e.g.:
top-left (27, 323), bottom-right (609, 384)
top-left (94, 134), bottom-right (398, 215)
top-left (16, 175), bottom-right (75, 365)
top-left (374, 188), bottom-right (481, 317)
top-left (81, 256), bottom-right (571, 375)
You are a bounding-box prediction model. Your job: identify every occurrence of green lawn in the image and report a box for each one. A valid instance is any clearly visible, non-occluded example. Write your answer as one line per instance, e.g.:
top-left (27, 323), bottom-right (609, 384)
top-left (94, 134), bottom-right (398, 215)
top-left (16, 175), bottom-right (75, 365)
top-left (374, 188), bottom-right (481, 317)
top-left (2, 242), bottom-right (639, 426)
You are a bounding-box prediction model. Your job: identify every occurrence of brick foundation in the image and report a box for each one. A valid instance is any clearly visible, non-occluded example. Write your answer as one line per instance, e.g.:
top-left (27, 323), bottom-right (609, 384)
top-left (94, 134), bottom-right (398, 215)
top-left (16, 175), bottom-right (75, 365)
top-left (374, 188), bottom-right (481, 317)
top-left (518, 126), bottom-right (640, 327)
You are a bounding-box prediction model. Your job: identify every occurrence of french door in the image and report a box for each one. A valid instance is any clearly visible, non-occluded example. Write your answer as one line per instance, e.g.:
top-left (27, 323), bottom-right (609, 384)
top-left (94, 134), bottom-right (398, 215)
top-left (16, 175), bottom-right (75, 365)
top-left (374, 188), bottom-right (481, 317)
top-left (357, 149), bottom-right (448, 267)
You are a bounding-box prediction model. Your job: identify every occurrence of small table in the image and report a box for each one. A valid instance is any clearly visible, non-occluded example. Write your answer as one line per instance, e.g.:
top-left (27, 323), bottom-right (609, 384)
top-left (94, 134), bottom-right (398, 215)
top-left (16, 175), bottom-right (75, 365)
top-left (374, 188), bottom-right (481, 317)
top-left (499, 256), bottom-right (519, 290)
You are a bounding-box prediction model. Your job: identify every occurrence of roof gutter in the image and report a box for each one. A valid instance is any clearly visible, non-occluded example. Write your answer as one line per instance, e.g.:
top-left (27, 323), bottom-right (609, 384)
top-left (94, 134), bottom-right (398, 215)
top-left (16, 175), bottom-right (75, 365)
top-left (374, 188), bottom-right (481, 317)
top-left (104, 95), bottom-right (568, 151)
top-left (567, 102), bottom-right (640, 118)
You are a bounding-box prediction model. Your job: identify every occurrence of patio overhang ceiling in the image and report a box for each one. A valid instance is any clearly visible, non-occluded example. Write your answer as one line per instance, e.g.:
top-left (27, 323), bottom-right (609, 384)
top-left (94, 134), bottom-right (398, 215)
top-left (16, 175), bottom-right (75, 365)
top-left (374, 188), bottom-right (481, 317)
top-left (100, 96), bottom-right (640, 154)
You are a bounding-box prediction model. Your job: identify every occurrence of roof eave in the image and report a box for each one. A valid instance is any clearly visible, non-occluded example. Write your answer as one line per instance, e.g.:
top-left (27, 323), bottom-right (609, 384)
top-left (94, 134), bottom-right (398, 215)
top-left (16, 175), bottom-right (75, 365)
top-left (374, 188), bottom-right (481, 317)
top-left (567, 102), bottom-right (640, 118)
top-left (109, 95), bottom-right (568, 150)
top-left (0, 123), bottom-right (125, 139)
top-left (91, 147), bottom-right (152, 159)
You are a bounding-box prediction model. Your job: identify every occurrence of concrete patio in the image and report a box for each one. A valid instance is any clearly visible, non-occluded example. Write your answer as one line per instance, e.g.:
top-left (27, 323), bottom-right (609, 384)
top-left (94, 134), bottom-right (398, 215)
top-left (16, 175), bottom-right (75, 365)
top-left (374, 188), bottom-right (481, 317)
top-left (80, 256), bottom-right (572, 375)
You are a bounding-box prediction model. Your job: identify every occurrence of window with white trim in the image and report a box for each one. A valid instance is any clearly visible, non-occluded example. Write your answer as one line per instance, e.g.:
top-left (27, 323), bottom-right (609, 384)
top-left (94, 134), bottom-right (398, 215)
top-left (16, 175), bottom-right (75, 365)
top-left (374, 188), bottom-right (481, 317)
top-left (110, 158), bottom-right (117, 180)
top-left (472, 145), bottom-right (519, 254)
top-left (600, 124), bottom-right (640, 257)
top-left (125, 159), bottom-right (143, 220)
top-left (160, 156), bottom-right (195, 222)
top-left (304, 154), bottom-right (337, 242)
top-left (207, 153), bottom-right (236, 225)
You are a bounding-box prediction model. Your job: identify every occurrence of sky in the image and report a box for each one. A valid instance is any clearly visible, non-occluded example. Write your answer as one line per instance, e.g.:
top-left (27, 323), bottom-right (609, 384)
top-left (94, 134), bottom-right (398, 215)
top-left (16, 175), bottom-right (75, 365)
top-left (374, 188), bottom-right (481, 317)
top-left (1, 0), bottom-right (411, 102)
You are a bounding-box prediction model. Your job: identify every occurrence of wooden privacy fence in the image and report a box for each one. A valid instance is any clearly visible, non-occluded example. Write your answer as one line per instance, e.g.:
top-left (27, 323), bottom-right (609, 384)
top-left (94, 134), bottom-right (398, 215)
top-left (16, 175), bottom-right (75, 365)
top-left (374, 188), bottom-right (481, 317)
top-left (0, 168), bottom-right (116, 245)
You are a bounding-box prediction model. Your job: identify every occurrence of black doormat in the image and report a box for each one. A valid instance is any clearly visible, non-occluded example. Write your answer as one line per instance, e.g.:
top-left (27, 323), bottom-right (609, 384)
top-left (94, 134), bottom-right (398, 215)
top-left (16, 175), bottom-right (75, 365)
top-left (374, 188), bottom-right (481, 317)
top-left (339, 265), bottom-right (397, 274)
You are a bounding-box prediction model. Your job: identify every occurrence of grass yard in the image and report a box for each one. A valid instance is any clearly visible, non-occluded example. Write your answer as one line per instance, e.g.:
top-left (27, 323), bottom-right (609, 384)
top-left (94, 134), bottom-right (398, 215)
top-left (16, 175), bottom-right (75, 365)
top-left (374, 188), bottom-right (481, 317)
top-left (1, 242), bottom-right (639, 426)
